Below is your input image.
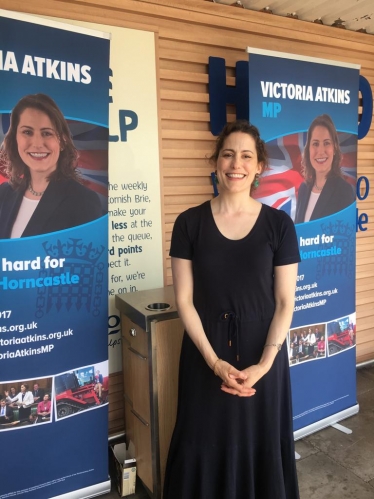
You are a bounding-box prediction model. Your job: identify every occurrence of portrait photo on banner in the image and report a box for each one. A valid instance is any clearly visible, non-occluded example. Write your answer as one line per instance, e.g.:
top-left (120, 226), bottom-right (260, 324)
top-left (0, 92), bottom-right (108, 239)
top-left (252, 114), bottom-right (357, 224)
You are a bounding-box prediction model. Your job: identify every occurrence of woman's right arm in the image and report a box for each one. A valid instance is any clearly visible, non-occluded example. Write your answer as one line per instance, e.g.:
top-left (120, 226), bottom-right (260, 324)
top-left (172, 257), bottom-right (250, 391)
top-left (172, 257), bottom-right (217, 369)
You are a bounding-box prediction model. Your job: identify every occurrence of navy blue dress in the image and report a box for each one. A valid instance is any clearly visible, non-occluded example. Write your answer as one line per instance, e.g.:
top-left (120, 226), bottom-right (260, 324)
top-left (164, 201), bottom-right (300, 499)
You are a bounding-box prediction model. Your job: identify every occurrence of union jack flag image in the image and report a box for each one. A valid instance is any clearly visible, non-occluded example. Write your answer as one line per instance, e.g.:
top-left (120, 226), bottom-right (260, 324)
top-left (67, 120), bottom-right (108, 212)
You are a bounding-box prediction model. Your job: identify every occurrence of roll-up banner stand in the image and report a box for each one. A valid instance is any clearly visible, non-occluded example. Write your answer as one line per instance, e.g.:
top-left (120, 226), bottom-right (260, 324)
top-left (247, 48), bottom-right (359, 438)
top-left (0, 10), bottom-right (110, 499)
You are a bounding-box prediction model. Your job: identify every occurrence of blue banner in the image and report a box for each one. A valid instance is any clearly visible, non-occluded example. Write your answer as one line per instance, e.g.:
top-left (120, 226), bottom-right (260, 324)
top-left (248, 50), bottom-right (358, 432)
top-left (0, 12), bottom-right (110, 499)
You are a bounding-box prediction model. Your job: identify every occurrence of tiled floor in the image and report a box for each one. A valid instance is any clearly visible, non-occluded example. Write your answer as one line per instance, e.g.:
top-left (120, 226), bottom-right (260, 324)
top-left (296, 364), bottom-right (374, 499)
top-left (104, 364), bottom-right (374, 498)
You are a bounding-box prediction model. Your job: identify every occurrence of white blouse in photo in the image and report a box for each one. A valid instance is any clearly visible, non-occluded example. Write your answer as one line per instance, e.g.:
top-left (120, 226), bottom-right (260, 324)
top-left (304, 191), bottom-right (320, 222)
top-left (10, 197), bottom-right (39, 238)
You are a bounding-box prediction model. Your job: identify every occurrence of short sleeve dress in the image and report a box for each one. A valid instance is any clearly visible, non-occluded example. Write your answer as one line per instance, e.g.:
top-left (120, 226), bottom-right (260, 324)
top-left (163, 201), bottom-right (301, 499)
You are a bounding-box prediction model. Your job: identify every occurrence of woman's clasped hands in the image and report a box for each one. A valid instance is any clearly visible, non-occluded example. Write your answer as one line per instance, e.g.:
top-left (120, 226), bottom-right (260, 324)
top-left (215, 359), bottom-right (269, 397)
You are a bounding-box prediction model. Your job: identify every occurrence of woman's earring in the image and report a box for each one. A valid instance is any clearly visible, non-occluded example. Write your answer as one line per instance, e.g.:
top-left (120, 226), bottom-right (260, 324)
top-left (214, 170), bottom-right (219, 184)
top-left (253, 173), bottom-right (260, 189)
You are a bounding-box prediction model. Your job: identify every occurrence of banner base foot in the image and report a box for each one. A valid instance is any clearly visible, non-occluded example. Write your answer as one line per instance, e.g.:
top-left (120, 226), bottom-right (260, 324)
top-left (294, 404), bottom-right (359, 441)
top-left (331, 422), bottom-right (353, 434)
top-left (50, 478), bottom-right (111, 498)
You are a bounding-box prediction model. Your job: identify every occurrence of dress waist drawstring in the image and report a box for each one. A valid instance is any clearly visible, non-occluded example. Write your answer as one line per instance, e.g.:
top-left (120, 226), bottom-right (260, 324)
top-left (219, 311), bottom-right (240, 362)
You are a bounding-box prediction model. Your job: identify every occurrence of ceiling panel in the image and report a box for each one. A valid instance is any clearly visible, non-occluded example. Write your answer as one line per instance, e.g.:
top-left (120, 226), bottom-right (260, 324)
top-left (215, 0), bottom-right (374, 34)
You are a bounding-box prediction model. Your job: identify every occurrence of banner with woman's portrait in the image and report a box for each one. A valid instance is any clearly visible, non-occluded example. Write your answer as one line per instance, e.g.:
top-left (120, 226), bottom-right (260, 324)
top-left (247, 48), bottom-right (359, 437)
top-left (0, 10), bottom-right (110, 499)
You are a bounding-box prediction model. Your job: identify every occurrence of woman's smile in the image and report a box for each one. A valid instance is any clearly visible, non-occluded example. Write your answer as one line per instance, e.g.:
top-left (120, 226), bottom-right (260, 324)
top-left (226, 173), bottom-right (247, 179)
top-left (28, 152), bottom-right (49, 159)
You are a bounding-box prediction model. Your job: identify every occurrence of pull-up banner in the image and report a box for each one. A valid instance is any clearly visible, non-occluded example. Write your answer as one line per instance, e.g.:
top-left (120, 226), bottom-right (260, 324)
top-left (0, 10), bottom-right (110, 499)
top-left (247, 48), bottom-right (358, 436)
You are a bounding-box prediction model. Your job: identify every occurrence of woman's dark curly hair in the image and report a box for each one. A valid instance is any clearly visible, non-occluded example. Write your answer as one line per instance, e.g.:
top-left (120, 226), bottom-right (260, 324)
top-left (209, 120), bottom-right (268, 191)
top-left (302, 114), bottom-right (342, 185)
top-left (0, 93), bottom-right (79, 188)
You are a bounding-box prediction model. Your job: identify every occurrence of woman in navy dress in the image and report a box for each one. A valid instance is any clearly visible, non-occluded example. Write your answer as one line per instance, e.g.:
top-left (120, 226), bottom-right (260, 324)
top-left (164, 120), bottom-right (300, 499)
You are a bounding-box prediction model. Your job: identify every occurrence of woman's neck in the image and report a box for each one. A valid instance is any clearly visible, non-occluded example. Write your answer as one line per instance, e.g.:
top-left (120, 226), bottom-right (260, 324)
top-left (314, 174), bottom-right (327, 190)
top-left (25, 174), bottom-right (50, 199)
top-left (30, 173), bottom-right (50, 191)
top-left (212, 191), bottom-right (259, 214)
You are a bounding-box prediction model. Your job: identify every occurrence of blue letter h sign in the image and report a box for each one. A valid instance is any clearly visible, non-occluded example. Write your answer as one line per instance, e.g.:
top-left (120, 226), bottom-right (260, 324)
top-left (208, 56), bottom-right (249, 136)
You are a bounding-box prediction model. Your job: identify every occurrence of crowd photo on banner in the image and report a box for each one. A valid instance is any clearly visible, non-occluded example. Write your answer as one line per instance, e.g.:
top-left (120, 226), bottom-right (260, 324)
top-left (0, 378), bottom-right (53, 427)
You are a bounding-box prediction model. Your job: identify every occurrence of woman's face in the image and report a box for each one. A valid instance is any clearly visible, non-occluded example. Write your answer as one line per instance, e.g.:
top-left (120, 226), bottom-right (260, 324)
top-left (16, 108), bottom-right (61, 178)
top-left (216, 132), bottom-right (262, 194)
top-left (308, 125), bottom-right (335, 176)
top-left (21, 385), bottom-right (26, 392)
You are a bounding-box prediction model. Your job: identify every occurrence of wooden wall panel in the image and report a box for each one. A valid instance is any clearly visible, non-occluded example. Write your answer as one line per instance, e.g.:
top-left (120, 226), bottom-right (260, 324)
top-left (108, 372), bottom-right (125, 435)
top-left (2, 0), bottom-right (374, 433)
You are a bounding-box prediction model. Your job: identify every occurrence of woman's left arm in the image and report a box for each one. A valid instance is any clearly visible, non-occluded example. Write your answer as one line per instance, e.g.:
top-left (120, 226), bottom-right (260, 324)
top-left (223, 262), bottom-right (298, 396)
